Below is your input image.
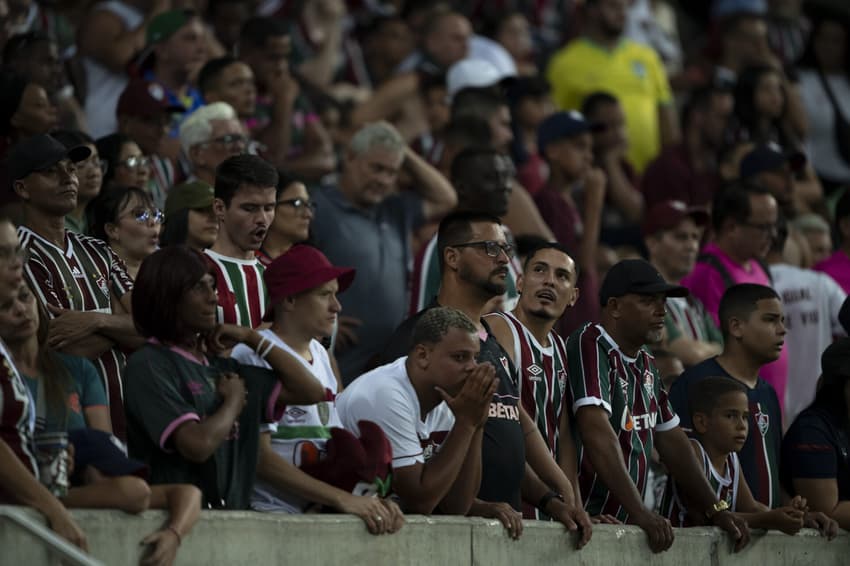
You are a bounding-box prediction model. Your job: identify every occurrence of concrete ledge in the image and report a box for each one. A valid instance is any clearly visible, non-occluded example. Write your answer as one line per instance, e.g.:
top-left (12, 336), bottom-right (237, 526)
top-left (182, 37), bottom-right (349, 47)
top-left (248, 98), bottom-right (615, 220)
top-left (1, 506), bottom-right (847, 566)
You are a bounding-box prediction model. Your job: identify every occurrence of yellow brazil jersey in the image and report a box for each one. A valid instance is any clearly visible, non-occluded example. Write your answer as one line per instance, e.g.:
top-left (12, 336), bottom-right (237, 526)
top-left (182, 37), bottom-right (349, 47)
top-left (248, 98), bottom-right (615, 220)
top-left (546, 38), bottom-right (673, 173)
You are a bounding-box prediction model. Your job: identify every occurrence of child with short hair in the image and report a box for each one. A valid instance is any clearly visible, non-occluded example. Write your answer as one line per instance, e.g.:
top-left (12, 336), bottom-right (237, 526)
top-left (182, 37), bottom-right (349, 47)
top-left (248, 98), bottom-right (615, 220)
top-left (661, 376), bottom-right (808, 533)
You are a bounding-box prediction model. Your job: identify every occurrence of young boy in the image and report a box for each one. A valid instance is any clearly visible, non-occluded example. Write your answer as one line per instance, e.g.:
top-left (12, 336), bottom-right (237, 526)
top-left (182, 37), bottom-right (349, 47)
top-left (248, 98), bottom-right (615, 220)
top-left (662, 377), bottom-right (819, 534)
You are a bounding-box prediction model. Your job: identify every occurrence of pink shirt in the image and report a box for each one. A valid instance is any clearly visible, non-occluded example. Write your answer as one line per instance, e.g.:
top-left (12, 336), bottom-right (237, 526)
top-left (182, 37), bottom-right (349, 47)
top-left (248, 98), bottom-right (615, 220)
top-left (814, 250), bottom-right (850, 294)
top-left (681, 243), bottom-right (787, 415)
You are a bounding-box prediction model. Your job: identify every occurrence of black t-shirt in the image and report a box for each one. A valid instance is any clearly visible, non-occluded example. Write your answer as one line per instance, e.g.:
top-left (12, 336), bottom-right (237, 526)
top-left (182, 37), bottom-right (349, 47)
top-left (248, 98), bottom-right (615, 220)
top-left (124, 343), bottom-right (281, 510)
top-left (781, 407), bottom-right (850, 501)
top-left (380, 305), bottom-right (526, 509)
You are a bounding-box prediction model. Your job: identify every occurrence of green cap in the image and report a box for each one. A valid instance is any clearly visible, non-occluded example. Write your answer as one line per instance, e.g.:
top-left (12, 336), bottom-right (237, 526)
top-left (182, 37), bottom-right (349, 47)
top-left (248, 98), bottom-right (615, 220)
top-left (165, 181), bottom-right (215, 218)
top-left (146, 9), bottom-right (194, 45)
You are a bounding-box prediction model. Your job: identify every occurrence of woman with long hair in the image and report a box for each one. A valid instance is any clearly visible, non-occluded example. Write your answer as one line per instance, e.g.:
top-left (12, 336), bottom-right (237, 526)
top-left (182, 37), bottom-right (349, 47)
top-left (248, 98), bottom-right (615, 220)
top-left (160, 181), bottom-right (219, 250)
top-left (96, 132), bottom-right (151, 191)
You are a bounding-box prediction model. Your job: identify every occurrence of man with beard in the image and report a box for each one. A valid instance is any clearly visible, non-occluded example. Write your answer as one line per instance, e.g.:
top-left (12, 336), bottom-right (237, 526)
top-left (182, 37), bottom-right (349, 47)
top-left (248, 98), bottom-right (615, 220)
top-left (669, 284), bottom-right (786, 510)
top-left (546, 0), bottom-right (678, 173)
top-left (566, 259), bottom-right (750, 552)
top-left (11, 134), bottom-right (139, 440)
top-left (311, 122), bottom-right (456, 384)
top-left (484, 243), bottom-right (581, 519)
top-left (382, 212), bottom-right (593, 546)
top-left (205, 154), bottom-right (277, 328)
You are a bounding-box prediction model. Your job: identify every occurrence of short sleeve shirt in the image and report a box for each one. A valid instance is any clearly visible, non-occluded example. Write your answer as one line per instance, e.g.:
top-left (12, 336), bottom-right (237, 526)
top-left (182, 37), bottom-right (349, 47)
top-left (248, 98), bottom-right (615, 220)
top-left (0, 340), bottom-right (37, 503)
top-left (565, 323), bottom-right (678, 521)
top-left (124, 343), bottom-right (283, 509)
top-left (204, 250), bottom-right (267, 329)
top-left (781, 407), bottom-right (850, 501)
top-left (814, 250), bottom-right (850, 295)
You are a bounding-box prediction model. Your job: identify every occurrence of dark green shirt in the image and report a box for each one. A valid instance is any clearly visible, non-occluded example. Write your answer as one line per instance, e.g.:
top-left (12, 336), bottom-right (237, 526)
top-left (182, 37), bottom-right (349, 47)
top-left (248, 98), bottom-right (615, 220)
top-left (124, 343), bottom-right (282, 509)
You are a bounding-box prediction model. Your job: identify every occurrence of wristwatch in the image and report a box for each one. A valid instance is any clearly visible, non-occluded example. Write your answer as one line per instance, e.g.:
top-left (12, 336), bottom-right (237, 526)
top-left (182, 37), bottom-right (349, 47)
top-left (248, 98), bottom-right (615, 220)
top-left (538, 490), bottom-right (565, 512)
top-left (705, 499), bottom-right (730, 520)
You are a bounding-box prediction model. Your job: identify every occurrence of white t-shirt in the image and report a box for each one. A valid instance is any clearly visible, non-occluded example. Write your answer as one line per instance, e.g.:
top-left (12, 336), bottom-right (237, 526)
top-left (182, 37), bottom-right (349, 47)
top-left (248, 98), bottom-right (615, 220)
top-left (336, 357), bottom-right (455, 470)
top-left (770, 264), bottom-right (847, 424)
top-left (231, 329), bottom-right (340, 512)
top-left (799, 69), bottom-right (850, 182)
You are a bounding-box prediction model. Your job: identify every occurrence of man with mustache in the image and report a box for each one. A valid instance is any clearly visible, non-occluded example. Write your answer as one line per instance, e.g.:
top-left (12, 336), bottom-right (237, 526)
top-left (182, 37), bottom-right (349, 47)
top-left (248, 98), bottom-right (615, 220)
top-left (484, 243), bottom-right (580, 519)
top-left (565, 259), bottom-right (750, 553)
top-left (205, 154), bottom-right (277, 328)
top-left (383, 212), bottom-right (592, 546)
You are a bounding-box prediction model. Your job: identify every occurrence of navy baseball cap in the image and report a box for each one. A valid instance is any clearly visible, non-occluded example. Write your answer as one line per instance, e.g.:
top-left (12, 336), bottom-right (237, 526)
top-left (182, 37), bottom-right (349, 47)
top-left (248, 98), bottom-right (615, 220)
top-left (740, 143), bottom-right (806, 179)
top-left (599, 259), bottom-right (689, 306)
top-left (537, 111), bottom-right (604, 154)
top-left (7, 134), bottom-right (91, 181)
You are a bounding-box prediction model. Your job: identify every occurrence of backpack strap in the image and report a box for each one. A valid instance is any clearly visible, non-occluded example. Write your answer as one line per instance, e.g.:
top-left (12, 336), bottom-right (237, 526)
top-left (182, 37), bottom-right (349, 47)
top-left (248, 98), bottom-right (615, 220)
top-left (697, 254), bottom-right (735, 289)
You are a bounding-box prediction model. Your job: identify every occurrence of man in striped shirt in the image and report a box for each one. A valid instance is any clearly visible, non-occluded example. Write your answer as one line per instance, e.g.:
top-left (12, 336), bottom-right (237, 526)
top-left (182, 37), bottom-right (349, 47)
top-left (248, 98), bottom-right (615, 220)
top-left (10, 134), bottom-right (139, 441)
top-left (567, 258), bottom-right (749, 552)
top-left (206, 154), bottom-right (276, 328)
top-left (643, 200), bottom-right (722, 368)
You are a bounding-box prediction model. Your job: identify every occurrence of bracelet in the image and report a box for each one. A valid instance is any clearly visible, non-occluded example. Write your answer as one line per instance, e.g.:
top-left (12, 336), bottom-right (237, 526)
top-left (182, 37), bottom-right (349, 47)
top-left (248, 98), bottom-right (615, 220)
top-left (537, 490), bottom-right (564, 512)
top-left (166, 526), bottom-right (182, 546)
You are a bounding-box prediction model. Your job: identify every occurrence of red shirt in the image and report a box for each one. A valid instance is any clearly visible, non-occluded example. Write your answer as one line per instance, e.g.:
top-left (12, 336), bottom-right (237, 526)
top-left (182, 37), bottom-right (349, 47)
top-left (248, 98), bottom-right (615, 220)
top-left (641, 144), bottom-right (721, 208)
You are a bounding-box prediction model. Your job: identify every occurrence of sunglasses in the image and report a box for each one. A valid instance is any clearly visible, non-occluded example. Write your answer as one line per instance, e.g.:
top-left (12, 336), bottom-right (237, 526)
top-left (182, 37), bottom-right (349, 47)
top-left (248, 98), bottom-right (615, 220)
top-left (117, 156), bottom-right (150, 169)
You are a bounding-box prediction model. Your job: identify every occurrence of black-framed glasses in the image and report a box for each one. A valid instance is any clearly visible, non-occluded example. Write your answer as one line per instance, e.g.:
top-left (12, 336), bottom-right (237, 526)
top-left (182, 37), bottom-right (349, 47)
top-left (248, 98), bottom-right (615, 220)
top-left (277, 198), bottom-right (316, 214)
top-left (451, 240), bottom-right (514, 258)
top-left (125, 208), bottom-right (164, 225)
top-left (206, 134), bottom-right (248, 149)
top-left (117, 156), bottom-right (150, 169)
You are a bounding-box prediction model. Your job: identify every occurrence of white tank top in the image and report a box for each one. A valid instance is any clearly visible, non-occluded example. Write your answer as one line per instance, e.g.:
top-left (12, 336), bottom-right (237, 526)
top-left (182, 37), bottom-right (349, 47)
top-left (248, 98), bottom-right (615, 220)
top-left (82, 2), bottom-right (144, 138)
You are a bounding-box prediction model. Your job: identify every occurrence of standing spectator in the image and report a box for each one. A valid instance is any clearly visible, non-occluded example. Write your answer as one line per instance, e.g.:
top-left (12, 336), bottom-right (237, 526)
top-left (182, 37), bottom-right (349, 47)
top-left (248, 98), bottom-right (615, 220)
top-left (88, 186), bottom-right (163, 280)
top-left (11, 134), bottom-right (139, 440)
top-left (766, 216), bottom-right (847, 425)
top-left (51, 130), bottom-right (104, 235)
top-left (161, 181), bottom-right (219, 250)
top-left (546, 0), bottom-right (679, 172)
top-left (814, 190), bottom-right (850, 293)
top-left (124, 245), bottom-right (325, 509)
top-left (670, 284), bottom-right (785, 508)
top-left (643, 201), bottom-right (722, 368)
top-left (0, 216), bottom-right (88, 551)
top-left (257, 174), bottom-right (312, 267)
top-left (206, 154), bottom-right (277, 328)
top-left (78, 0), bottom-right (169, 138)
top-left (534, 111), bottom-right (606, 335)
top-left (96, 133), bottom-right (150, 191)
top-left (792, 213), bottom-right (833, 267)
top-left (179, 102), bottom-right (248, 187)
top-left (311, 122), bottom-right (456, 383)
top-left (641, 86), bottom-right (733, 208)
top-left (566, 259), bottom-right (750, 551)
top-left (198, 56), bottom-right (257, 120)
top-left (731, 65), bottom-right (802, 149)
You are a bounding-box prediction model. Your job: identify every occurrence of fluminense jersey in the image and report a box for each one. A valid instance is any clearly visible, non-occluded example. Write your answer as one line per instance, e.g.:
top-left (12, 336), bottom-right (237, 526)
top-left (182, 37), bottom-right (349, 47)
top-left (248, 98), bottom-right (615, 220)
top-left (19, 227), bottom-right (133, 440)
top-left (0, 339), bottom-right (37, 504)
top-left (661, 438), bottom-right (740, 526)
top-left (204, 249), bottom-right (267, 328)
top-left (566, 323), bottom-right (679, 521)
top-left (489, 311), bottom-right (569, 458)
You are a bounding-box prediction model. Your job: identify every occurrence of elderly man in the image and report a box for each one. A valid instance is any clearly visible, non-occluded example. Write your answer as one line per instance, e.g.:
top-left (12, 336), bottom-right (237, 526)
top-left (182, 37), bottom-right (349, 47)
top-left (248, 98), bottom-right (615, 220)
top-left (310, 122), bottom-right (456, 383)
top-left (180, 102), bottom-right (248, 187)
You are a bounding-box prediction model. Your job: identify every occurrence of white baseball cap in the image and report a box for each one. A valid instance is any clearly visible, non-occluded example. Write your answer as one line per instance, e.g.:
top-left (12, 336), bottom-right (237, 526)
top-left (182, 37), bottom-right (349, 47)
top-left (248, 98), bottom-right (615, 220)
top-left (446, 58), bottom-right (514, 101)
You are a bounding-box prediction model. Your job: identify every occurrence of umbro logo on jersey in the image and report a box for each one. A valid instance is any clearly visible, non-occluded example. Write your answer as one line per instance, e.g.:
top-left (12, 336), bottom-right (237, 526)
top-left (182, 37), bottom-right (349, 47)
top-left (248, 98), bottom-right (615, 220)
top-left (527, 364), bottom-right (543, 381)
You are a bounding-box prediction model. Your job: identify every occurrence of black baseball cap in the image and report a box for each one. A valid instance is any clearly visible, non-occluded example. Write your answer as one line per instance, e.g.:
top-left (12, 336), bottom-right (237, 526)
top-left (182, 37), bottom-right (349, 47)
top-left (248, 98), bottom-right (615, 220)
top-left (7, 134), bottom-right (91, 181)
top-left (740, 142), bottom-right (806, 179)
top-left (599, 259), bottom-right (689, 306)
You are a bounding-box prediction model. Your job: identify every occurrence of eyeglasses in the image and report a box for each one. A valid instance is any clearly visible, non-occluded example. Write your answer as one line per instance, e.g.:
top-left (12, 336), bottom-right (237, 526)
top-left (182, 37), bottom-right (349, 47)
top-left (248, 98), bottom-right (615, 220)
top-left (451, 240), bottom-right (514, 258)
top-left (0, 245), bottom-right (29, 264)
top-left (205, 134), bottom-right (248, 149)
top-left (117, 156), bottom-right (150, 170)
top-left (124, 208), bottom-right (165, 225)
top-left (277, 198), bottom-right (316, 214)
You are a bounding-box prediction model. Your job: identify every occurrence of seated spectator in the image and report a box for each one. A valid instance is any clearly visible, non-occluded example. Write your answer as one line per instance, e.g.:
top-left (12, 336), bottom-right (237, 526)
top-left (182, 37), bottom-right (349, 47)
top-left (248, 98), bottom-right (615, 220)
top-left (116, 78), bottom-right (185, 208)
top-left (739, 143), bottom-right (821, 218)
top-left (534, 111), bottom-right (606, 334)
top-left (89, 186), bottom-right (163, 280)
top-left (198, 56), bottom-right (257, 120)
top-left (124, 245), bottom-right (326, 509)
top-left (207, 0), bottom-right (249, 54)
top-left (643, 201), bottom-right (722, 367)
top-left (731, 65), bottom-right (802, 149)
top-left (0, 216), bottom-right (87, 551)
top-left (238, 16), bottom-right (336, 180)
top-left (180, 102), bottom-right (248, 187)
top-left (409, 73), bottom-right (450, 166)
top-left (257, 173), bottom-right (312, 267)
top-left (663, 377), bottom-right (836, 537)
top-left (480, 10), bottom-right (536, 76)
top-left (96, 132), bottom-right (151, 192)
top-left (51, 130), bottom-right (104, 235)
top-left (11, 134), bottom-right (139, 440)
top-left (206, 154), bottom-right (277, 328)
top-left (814, 190), bottom-right (850, 293)
top-left (506, 76), bottom-right (555, 196)
top-left (641, 86), bottom-right (733, 208)
top-left (230, 245), bottom-right (403, 532)
top-left (782, 338), bottom-right (850, 531)
top-left (0, 69), bottom-right (56, 164)
top-left (339, 306), bottom-right (496, 516)
top-left (77, 0), bottom-right (170, 138)
top-left (161, 181), bottom-right (219, 250)
top-left (310, 121), bottom-right (456, 383)
top-left (670, 284), bottom-right (784, 508)
top-left (792, 213), bottom-right (833, 267)
top-left (396, 8), bottom-right (471, 76)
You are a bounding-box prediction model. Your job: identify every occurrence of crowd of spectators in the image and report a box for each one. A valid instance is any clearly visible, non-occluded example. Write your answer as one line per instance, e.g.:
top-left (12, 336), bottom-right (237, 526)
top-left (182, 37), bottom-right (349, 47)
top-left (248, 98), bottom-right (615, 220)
top-left (3, 0), bottom-right (850, 563)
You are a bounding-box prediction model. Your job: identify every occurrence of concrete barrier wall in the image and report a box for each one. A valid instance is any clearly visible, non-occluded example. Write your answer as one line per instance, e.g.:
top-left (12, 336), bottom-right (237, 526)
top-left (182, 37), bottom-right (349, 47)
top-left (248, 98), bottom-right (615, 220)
top-left (1, 506), bottom-right (847, 566)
